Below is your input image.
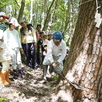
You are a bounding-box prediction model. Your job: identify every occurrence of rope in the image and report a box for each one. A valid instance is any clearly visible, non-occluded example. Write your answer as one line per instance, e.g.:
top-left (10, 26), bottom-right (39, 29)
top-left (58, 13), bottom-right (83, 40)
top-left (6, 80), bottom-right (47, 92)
top-left (79, 0), bottom-right (94, 6)
top-left (95, 0), bottom-right (98, 8)
top-left (95, 0), bottom-right (100, 10)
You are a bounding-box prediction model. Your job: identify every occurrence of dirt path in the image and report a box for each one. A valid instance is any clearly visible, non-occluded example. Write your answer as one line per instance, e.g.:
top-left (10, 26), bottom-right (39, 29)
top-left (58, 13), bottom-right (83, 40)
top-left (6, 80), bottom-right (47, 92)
top-left (0, 65), bottom-right (58, 102)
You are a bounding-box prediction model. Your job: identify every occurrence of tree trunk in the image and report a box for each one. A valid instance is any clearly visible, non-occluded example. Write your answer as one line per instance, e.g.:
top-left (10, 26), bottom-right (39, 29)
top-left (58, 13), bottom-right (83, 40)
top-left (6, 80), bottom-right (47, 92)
top-left (69, 0), bottom-right (74, 46)
top-left (29, 0), bottom-right (33, 23)
top-left (46, 0), bottom-right (58, 34)
top-left (41, 0), bottom-right (47, 30)
top-left (54, 0), bottom-right (102, 102)
top-left (17, 0), bottom-right (25, 23)
top-left (43, 0), bottom-right (55, 31)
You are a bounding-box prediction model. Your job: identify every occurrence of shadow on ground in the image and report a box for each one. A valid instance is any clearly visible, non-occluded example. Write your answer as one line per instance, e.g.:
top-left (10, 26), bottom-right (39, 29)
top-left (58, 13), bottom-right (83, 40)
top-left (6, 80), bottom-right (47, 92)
top-left (0, 64), bottom-right (58, 102)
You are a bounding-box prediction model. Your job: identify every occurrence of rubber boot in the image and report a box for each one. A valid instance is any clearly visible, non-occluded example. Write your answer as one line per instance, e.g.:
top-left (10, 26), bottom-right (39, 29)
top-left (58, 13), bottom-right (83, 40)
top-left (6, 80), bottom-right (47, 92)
top-left (13, 69), bottom-right (19, 79)
top-left (18, 68), bottom-right (24, 79)
top-left (5, 71), bottom-right (11, 83)
top-left (0, 72), bottom-right (9, 86)
top-left (43, 65), bottom-right (48, 80)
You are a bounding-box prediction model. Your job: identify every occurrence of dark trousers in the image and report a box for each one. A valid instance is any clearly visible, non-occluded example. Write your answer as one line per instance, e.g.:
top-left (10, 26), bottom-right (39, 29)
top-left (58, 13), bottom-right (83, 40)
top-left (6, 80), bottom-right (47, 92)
top-left (22, 43), bottom-right (38, 69)
top-left (37, 44), bottom-right (43, 65)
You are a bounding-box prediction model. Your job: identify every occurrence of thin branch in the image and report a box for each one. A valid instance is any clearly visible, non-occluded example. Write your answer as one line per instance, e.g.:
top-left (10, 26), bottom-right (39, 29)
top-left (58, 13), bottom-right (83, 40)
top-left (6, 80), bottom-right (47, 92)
top-left (14, 0), bottom-right (20, 7)
top-left (43, 0), bottom-right (55, 30)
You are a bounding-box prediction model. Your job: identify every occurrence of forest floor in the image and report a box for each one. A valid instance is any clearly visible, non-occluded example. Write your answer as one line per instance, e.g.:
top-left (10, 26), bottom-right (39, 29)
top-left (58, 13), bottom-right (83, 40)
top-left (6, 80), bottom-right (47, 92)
top-left (0, 64), bottom-right (59, 102)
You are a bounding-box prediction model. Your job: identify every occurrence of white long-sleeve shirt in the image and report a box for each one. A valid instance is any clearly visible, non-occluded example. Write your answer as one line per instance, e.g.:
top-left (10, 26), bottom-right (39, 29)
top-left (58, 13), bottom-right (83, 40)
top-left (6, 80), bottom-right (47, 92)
top-left (0, 29), bottom-right (11, 62)
top-left (4, 28), bottom-right (22, 49)
top-left (46, 39), bottom-right (66, 63)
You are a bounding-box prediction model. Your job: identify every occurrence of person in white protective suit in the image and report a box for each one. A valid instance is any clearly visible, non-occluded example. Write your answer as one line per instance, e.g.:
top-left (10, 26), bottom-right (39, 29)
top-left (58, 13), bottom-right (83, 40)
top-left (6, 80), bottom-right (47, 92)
top-left (0, 12), bottom-right (11, 86)
top-left (42, 31), bottom-right (66, 80)
top-left (4, 17), bottom-right (24, 80)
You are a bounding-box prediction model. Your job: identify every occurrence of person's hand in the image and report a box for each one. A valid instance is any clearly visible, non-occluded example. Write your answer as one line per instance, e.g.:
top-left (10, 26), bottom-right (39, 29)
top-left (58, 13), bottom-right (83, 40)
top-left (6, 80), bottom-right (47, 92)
top-left (55, 62), bottom-right (60, 66)
top-left (20, 48), bottom-right (24, 53)
top-left (52, 62), bottom-right (59, 67)
top-left (0, 47), bottom-right (3, 51)
top-left (34, 43), bottom-right (37, 48)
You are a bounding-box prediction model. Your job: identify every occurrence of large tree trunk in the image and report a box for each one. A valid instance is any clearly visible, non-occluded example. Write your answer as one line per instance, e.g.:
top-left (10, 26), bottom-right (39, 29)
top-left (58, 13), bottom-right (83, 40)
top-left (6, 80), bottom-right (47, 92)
top-left (54, 0), bottom-right (102, 102)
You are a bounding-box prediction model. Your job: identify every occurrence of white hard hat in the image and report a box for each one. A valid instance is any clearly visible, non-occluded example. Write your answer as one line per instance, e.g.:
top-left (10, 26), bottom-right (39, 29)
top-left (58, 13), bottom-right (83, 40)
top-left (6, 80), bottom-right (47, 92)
top-left (48, 32), bottom-right (53, 35)
top-left (0, 12), bottom-right (9, 19)
top-left (9, 17), bottom-right (19, 27)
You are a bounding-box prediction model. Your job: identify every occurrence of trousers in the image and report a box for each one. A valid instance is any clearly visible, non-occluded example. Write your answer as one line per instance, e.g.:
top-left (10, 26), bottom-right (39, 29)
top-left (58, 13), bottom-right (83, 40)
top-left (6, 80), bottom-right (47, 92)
top-left (43, 55), bottom-right (63, 74)
top-left (22, 43), bottom-right (37, 69)
top-left (1, 61), bottom-right (10, 73)
top-left (9, 47), bottom-right (22, 69)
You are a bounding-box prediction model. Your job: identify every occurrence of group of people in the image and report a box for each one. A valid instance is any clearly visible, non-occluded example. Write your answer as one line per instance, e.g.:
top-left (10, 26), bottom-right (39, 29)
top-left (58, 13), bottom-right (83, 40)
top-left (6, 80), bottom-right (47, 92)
top-left (0, 11), bottom-right (67, 86)
top-left (0, 12), bottom-right (24, 86)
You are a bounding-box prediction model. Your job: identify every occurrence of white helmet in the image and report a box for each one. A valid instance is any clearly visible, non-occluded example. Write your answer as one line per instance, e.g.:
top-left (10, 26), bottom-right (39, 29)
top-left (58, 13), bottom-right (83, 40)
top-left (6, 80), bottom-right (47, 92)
top-left (9, 17), bottom-right (19, 27)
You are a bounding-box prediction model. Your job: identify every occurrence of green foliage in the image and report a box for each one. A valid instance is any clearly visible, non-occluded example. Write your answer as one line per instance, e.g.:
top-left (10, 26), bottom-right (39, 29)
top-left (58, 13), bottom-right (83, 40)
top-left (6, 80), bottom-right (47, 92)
top-left (1, 0), bottom-right (79, 45)
top-left (0, 97), bottom-right (7, 101)
top-left (51, 0), bottom-right (70, 31)
top-left (53, 73), bottom-right (59, 80)
top-left (0, 0), bottom-right (12, 10)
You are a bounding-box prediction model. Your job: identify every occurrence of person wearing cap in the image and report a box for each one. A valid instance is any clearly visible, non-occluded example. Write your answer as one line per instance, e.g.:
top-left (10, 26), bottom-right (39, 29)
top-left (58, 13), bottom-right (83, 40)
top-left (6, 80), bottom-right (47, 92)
top-left (35, 24), bottom-right (44, 66)
top-left (36, 24), bottom-right (42, 41)
top-left (42, 31), bottom-right (66, 80)
top-left (0, 12), bottom-right (9, 31)
top-left (48, 32), bottom-right (53, 41)
top-left (37, 31), bottom-right (47, 65)
top-left (20, 21), bottom-right (38, 69)
top-left (0, 12), bottom-right (11, 86)
top-left (4, 17), bottom-right (24, 79)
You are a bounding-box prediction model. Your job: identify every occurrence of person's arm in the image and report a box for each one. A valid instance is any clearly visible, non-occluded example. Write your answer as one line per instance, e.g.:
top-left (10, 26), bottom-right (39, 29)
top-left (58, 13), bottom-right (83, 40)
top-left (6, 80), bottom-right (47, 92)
top-left (16, 30), bottom-right (22, 48)
top-left (32, 28), bottom-right (37, 44)
top-left (0, 30), bottom-right (4, 49)
top-left (4, 30), bottom-right (9, 47)
top-left (57, 41), bottom-right (67, 63)
top-left (32, 28), bottom-right (37, 48)
top-left (16, 31), bottom-right (24, 53)
top-left (46, 40), bottom-right (54, 63)
top-left (51, 41), bottom-right (66, 67)
top-left (0, 30), bottom-right (4, 40)
top-left (18, 30), bottom-right (22, 44)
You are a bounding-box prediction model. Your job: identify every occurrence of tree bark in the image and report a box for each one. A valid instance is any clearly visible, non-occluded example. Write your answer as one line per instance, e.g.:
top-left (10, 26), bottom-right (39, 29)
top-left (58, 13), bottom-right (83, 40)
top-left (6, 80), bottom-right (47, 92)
top-left (54, 0), bottom-right (102, 102)
top-left (29, 0), bottom-right (33, 23)
top-left (41, 0), bottom-right (47, 30)
top-left (43, 0), bottom-right (55, 31)
top-left (17, 0), bottom-right (25, 23)
top-left (69, 0), bottom-right (74, 46)
top-left (46, 0), bottom-right (58, 34)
